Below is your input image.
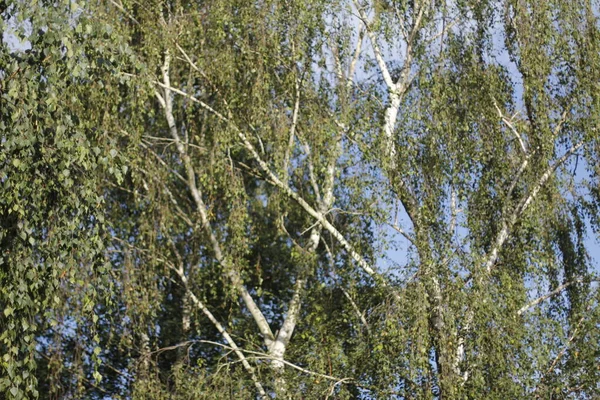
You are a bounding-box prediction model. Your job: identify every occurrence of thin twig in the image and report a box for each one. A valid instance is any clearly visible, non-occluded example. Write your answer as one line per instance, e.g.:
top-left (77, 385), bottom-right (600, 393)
top-left (390, 223), bottom-right (416, 245)
top-left (517, 278), bottom-right (597, 316)
top-left (492, 98), bottom-right (527, 154)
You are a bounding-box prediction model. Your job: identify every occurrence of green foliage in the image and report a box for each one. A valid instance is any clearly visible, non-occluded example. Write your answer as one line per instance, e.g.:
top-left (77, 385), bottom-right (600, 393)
top-left (1, 0), bottom-right (600, 398)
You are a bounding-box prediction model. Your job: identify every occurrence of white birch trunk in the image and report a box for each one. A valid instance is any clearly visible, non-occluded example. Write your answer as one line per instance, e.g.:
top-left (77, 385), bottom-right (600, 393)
top-left (384, 91), bottom-right (401, 169)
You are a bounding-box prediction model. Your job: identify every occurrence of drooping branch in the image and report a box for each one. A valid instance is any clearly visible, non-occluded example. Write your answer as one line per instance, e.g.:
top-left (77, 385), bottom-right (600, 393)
top-left (118, 239), bottom-right (267, 398)
top-left (517, 278), bottom-right (597, 316)
top-left (533, 300), bottom-right (594, 398)
top-left (154, 54), bottom-right (276, 348)
top-left (456, 140), bottom-right (585, 385)
top-left (174, 269), bottom-right (267, 399)
top-left (484, 140), bottom-right (584, 272)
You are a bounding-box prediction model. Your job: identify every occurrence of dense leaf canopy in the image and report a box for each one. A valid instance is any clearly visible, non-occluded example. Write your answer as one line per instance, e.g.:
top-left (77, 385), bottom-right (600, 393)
top-left (1, 0), bottom-right (600, 398)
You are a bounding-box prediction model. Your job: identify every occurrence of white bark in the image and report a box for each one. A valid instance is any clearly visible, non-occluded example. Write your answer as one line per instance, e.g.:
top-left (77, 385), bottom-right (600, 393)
top-left (163, 46), bottom-right (344, 386)
top-left (156, 54), bottom-right (276, 347)
top-left (354, 2), bottom-right (395, 89)
top-left (154, 53), bottom-right (271, 397)
top-left (153, 78), bottom-right (393, 288)
top-left (484, 140), bottom-right (584, 272)
top-left (268, 128), bottom-right (339, 378)
top-left (355, 0), bottom-right (426, 172)
top-left (341, 288), bottom-right (370, 334)
top-left (355, 3), bottom-right (401, 167)
top-left (384, 91), bottom-right (402, 166)
top-left (177, 271), bottom-right (267, 398)
top-left (517, 278), bottom-right (594, 316)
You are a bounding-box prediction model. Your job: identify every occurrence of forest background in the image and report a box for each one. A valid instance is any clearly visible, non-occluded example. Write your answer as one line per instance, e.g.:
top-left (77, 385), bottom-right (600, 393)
top-left (2, 0), bottom-right (600, 398)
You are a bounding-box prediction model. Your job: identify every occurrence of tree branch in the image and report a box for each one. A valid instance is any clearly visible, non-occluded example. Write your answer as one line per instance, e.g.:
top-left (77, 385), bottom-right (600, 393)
top-left (151, 79), bottom-right (393, 290)
top-left (493, 98), bottom-right (527, 154)
top-left (347, 25), bottom-right (365, 88)
top-left (354, 2), bottom-right (395, 90)
top-left (174, 270), bottom-right (267, 399)
top-left (517, 278), bottom-right (596, 316)
top-left (154, 54), bottom-right (276, 348)
top-left (484, 140), bottom-right (584, 272)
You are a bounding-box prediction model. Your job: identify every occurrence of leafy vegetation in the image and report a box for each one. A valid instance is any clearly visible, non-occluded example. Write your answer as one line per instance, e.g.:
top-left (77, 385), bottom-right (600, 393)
top-left (1, 0), bottom-right (600, 398)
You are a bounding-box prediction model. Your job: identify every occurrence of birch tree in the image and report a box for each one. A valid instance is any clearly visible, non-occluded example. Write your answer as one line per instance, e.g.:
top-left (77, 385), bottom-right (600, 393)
top-left (2, 0), bottom-right (600, 399)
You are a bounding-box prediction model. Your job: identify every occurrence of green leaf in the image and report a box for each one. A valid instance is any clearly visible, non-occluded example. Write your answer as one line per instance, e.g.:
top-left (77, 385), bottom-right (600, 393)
top-left (93, 371), bottom-right (102, 382)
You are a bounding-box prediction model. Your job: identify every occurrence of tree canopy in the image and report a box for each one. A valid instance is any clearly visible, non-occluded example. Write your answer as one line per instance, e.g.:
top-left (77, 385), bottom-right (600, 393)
top-left (2, 0), bottom-right (600, 398)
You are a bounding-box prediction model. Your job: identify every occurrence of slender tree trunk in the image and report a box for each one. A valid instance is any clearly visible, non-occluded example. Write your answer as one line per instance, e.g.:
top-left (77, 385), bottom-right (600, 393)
top-left (384, 91), bottom-right (401, 168)
top-left (177, 292), bottom-right (191, 364)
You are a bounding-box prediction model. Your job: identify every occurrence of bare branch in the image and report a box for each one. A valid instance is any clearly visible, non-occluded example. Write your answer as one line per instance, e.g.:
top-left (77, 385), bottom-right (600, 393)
top-left (341, 288), bottom-right (371, 334)
top-left (390, 223), bottom-right (416, 245)
top-left (175, 43), bottom-right (201, 74)
top-left (517, 278), bottom-right (596, 316)
top-left (493, 98), bottom-right (527, 154)
top-left (354, 1), bottom-right (395, 90)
